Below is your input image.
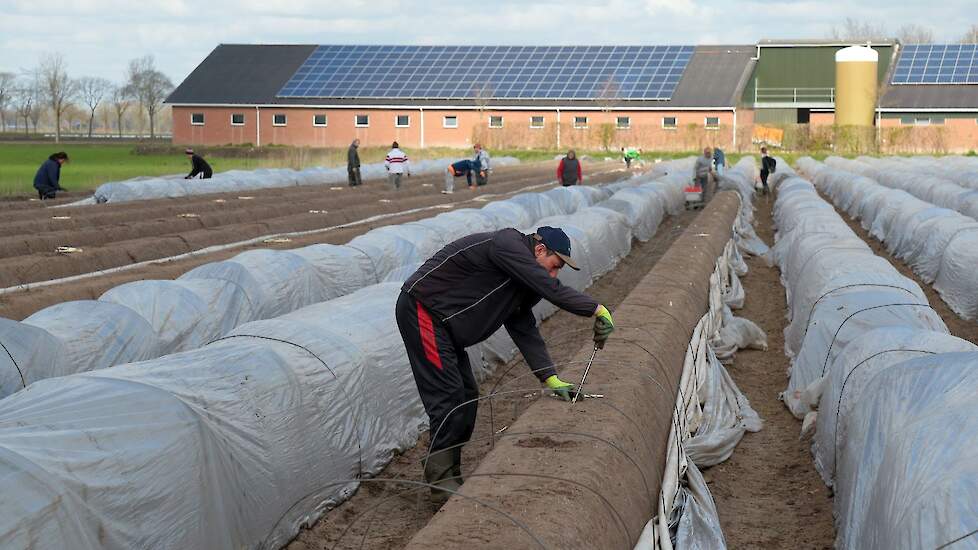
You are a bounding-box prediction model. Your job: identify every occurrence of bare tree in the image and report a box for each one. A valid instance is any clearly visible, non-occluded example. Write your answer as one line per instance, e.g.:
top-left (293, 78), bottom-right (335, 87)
top-left (39, 53), bottom-right (76, 143)
top-left (13, 87), bottom-right (32, 134)
top-left (109, 84), bottom-right (132, 138)
top-left (13, 77), bottom-right (40, 135)
top-left (895, 24), bottom-right (935, 44)
top-left (126, 56), bottom-right (173, 138)
top-left (0, 72), bottom-right (15, 132)
top-left (960, 24), bottom-right (978, 44)
top-left (76, 76), bottom-right (112, 138)
top-left (830, 18), bottom-right (888, 42)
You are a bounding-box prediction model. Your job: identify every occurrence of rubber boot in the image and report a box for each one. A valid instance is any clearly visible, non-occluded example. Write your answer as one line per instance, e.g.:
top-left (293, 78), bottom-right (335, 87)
top-left (451, 447), bottom-right (463, 483)
top-left (423, 450), bottom-right (461, 507)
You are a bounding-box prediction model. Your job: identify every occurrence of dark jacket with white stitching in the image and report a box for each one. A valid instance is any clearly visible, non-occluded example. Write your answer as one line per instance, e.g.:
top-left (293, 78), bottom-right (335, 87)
top-left (402, 228), bottom-right (598, 381)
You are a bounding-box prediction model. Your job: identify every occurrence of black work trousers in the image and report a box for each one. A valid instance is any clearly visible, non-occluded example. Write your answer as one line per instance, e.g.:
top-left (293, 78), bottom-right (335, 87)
top-left (760, 169), bottom-right (770, 194)
top-left (36, 186), bottom-right (58, 199)
top-left (395, 291), bottom-right (478, 453)
top-left (348, 166), bottom-right (362, 186)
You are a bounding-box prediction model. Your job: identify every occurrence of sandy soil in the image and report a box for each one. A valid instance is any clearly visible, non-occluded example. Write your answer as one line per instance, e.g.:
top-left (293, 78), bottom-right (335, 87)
top-left (0, 163), bottom-right (620, 288)
top-left (0, 164), bottom-right (630, 319)
top-left (703, 185), bottom-right (975, 549)
top-left (286, 208), bottom-right (702, 550)
top-left (700, 193), bottom-right (837, 549)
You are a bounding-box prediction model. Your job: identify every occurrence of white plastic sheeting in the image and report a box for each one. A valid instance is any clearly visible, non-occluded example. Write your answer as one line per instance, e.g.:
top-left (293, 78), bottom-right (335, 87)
top-left (831, 352), bottom-right (978, 550)
top-left (85, 156), bottom-right (520, 204)
top-left (3, 173), bottom-right (646, 398)
top-left (0, 283), bottom-right (416, 550)
top-left (802, 157), bottom-right (978, 320)
top-left (719, 157), bottom-right (770, 257)
top-left (0, 163), bottom-right (693, 550)
top-left (637, 238), bottom-right (764, 550)
top-left (771, 169), bottom-right (978, 550)
top-left (639, 164), bottom-right (769, 550)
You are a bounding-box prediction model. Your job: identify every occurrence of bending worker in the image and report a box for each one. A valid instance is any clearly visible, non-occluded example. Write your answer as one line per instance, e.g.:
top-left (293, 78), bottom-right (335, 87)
top-left (442, 158), bottom-right (475, 194)
top-left (33, 151), bottom-right (69, 199)
top-left (184, 148), bottom-right (213, 179)
top-left (396, 225), bottom-right (615, 505)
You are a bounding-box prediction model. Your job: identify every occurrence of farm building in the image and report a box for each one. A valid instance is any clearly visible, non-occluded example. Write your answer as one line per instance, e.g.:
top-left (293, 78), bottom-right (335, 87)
top-left (165, 44), bottom-right (755, 151)
top-left (167, 41), bottom-right (978, 152)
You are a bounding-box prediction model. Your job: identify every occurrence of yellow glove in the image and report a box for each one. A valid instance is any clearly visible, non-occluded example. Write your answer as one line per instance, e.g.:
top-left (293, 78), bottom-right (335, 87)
top-left (545, 375), bottom-right (578, 402)
top-left (593, 305), bottom-right (615, 348)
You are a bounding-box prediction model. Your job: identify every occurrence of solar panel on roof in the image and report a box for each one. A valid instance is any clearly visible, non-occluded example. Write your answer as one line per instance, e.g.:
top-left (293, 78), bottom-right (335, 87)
top-left (277, 45), bottom-right (694, 100)
top-left (891, 44), bottom-right (978, 85)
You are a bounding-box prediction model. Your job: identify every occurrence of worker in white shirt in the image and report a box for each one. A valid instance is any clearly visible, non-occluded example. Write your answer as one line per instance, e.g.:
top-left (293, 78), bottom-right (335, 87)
top-left (385, 141), bottom-right (411, 190)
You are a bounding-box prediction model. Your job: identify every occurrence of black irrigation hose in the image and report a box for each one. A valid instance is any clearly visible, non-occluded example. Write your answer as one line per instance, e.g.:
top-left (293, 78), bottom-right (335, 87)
top-left (832, 349), bottom-right (935, 469)
top-left (799, 284), bottom-right (919, 347)
top-left (790, 244), bottom-right (870, 288)
top-left (479, 357), bottom-right (672, 471)
top-left (343, 244), bottom-right (383, 285)
top-left (818, 303), bottom-right (937, 377)
top-left (0, 339), bottom-right (27, 389)
top-left (936, 526), bottom-right (978, 550)
top-left (207, 333), bottom-right (364, 477)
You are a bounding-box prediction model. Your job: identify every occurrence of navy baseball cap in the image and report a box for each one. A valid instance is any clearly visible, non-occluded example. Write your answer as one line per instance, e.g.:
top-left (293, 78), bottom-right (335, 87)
top-left (534, 226), bottom-right (580, 270)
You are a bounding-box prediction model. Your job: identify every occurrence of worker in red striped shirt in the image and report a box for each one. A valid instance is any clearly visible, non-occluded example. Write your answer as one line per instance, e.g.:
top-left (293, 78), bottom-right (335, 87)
top-left (385, 141), bottom-right (411, 190)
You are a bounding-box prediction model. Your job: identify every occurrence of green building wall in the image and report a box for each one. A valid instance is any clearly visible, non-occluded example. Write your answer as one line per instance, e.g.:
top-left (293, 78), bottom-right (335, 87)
top-left (742, 45), bottom-right (894, 106)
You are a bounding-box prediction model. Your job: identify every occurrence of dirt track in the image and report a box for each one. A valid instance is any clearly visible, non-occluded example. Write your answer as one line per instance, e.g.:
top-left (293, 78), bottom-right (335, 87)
top-left (0, 163), bottom-right (630, 320)
top-left (701, 194), bottom-right (836, 548)
top-left (286, 206), bottom-right (702, 550)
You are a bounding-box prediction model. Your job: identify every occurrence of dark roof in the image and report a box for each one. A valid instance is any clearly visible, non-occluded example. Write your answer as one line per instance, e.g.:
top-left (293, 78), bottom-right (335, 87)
top-left (167, 44), bottom-right (756, 109)
top-left (166, 44), bottom-right (318, 104)
top-left (880, 85), bottom-right (978, 109)
top-left (668, 45), bottom-right (755, 107)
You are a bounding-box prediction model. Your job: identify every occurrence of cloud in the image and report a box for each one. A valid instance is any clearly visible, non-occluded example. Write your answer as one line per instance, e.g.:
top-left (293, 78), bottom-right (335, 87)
top-left (1, 0), bottom-right (976, 83)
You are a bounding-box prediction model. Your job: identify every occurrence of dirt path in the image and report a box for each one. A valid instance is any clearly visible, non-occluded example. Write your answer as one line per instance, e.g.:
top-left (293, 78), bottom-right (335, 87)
top-left (700, 194), bottom-right (836, 548)
top-left (0, 166), bottom-right (629, 319)
top-left (286, 208), bottom-right (702, 550)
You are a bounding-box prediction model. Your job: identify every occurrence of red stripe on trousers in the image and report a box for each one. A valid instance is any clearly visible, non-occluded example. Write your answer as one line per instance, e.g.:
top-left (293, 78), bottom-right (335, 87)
top-left (417, 301), bottom-right (443, 370)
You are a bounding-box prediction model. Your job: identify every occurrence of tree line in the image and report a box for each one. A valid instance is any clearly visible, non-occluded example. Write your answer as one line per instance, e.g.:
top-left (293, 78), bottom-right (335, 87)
top-left (0, 54), bottom-right (175, 142)
top-left (830, 20), bottom-right (978, 45)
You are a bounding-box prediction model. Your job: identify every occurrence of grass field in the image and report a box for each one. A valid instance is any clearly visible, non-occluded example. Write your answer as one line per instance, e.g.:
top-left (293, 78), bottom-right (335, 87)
top-left (0, 142), bottom-right (747, 195)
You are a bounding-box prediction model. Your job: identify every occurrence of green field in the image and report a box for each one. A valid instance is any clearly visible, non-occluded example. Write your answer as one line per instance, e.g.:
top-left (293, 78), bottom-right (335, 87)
top-left (0, 142), bottom-right (748, 196)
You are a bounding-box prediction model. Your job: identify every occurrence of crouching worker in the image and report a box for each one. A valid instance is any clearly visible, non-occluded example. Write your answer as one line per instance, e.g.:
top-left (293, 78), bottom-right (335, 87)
top-left (395, 226), bottom-right (615, 506)
top-left (442, 159), bottom-right (475, 194)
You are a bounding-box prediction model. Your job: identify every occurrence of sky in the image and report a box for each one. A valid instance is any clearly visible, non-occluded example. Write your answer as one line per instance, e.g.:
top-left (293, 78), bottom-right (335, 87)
top-left (1, 0), bottom-right (975, 86)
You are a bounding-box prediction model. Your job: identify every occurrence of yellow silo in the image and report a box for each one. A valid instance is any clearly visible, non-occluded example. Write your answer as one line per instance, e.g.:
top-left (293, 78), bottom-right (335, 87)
top-left (835, 46), bottom-right (878, 126)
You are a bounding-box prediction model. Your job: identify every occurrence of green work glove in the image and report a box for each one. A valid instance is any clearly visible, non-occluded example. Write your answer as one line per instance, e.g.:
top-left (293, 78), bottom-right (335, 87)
top-left (593, 305), bottom-right (614, 348)
top-left (545, 375), bottom-right (578, 402)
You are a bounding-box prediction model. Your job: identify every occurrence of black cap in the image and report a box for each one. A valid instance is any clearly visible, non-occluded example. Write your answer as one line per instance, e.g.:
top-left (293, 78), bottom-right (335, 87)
top-left (534, 226), bottom-right (579, 271)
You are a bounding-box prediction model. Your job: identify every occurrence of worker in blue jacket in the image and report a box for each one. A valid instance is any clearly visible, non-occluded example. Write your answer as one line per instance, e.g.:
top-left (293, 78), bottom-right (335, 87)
top-left (33, 152), bottom-right (69, 199)
top-left (442, 159), bottom-right (476, 194)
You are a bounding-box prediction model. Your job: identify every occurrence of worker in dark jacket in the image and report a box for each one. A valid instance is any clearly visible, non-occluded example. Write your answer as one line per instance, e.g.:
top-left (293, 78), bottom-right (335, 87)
top-left (557, 150), bottom-right (582, 186)
top-left (184, 148), bottom-right (213, 179)
top-left (347, 139), bottom-right (362, 187)
top-left (33, 151), bottom-right (69, 199)
top-left (759, 146), bottom-right (776, 195)
top-left (396, 226), bottom-right (615, 505)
